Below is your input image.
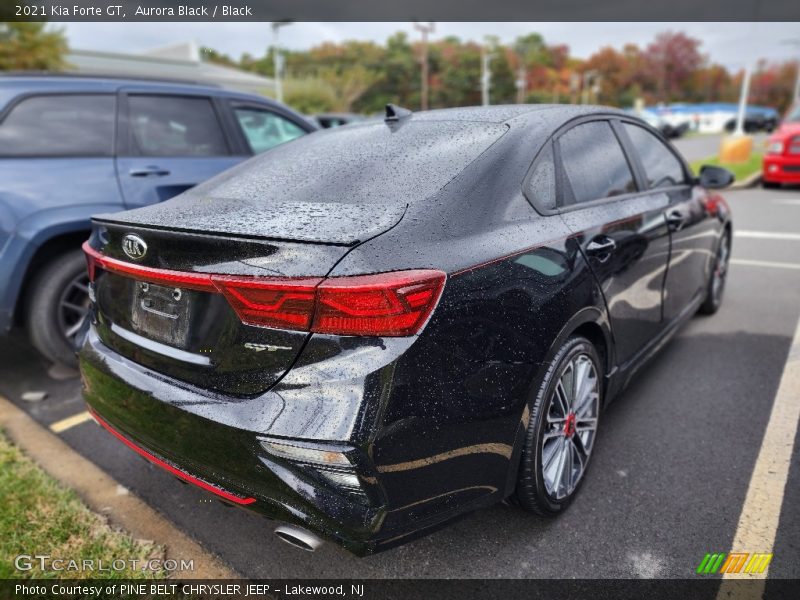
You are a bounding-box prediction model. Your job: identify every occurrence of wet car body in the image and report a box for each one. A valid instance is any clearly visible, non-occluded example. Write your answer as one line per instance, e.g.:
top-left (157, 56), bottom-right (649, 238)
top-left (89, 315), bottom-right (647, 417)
top-left (80, 105), bottom-right (731, 555)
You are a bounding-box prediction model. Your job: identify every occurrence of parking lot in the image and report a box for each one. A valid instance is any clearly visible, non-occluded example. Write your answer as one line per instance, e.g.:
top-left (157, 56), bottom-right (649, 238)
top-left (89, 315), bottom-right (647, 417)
top-left (1, 183), bottom-right (798, 579)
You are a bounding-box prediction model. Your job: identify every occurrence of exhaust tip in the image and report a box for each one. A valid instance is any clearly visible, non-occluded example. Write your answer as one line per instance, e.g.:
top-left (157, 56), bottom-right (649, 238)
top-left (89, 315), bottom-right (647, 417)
top-left (274, 525), bottom-right (324, 552)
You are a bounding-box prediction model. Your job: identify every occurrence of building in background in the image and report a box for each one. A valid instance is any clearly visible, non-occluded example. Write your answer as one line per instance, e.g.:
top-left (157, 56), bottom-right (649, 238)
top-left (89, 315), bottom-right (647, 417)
top-left (65, 41), bottom-right (275, 95)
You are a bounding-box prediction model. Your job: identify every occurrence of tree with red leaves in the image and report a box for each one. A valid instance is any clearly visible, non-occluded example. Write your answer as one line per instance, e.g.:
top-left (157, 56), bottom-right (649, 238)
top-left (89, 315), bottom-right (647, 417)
top-left (644, 31), bottom-right (705, 102)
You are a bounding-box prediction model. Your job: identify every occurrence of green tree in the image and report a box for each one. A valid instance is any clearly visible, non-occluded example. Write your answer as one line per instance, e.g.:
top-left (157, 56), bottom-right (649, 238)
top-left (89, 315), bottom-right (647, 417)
top-left (283, 78), bottom-right (337, 113)
top-left (364, 31), bottom-right (418, 111)
top-left (431, 37), bottom-right (481, 107)
top-left (201, 46), bottom-right (236, 67)
top-left (320, 64), bottom-right (380, 112)
top-left (0, 22), bottom-right (67, 71)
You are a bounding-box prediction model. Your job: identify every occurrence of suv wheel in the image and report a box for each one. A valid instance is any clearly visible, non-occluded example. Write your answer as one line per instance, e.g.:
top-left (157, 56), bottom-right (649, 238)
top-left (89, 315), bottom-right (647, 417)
top-left (515, 336), bottom-right (602, 515)
top-left (26, 250), bottom-right (90, 367)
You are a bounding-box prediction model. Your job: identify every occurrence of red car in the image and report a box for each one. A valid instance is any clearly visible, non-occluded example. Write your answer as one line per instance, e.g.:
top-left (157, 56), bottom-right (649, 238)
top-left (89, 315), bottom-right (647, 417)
top-left (763, 104), bottom-right (800, 187)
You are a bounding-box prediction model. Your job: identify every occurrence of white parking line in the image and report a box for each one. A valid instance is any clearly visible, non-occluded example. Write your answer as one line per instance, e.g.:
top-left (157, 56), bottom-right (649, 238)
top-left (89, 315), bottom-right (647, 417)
top-left (735, 230), bottom-right (800, 241)
top-left (731, 259), bottom-right (800, 271)
top-left (717, 316), bottom-right (800, 593)
top-left (49, 411), bottom-right (93, 433)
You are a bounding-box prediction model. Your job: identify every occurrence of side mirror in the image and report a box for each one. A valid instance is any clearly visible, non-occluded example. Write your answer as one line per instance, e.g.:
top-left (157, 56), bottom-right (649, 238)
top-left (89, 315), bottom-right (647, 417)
top-left (698, 165), bottom-right (735, 189)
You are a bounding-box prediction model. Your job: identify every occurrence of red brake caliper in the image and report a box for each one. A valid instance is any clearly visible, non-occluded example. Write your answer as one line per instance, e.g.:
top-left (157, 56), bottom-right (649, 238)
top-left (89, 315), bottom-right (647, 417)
top-left (564, 413), bottom-right (577, 438)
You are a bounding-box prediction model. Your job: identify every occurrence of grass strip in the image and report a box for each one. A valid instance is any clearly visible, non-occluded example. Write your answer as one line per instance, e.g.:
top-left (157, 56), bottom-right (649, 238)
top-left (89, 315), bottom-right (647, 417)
top-left (0, 430), bottom-right (165, 579)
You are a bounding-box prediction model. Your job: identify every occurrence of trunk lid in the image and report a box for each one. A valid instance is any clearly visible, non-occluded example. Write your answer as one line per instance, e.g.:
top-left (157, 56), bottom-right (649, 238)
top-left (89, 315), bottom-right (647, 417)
top-left (87, 206), bottom-right (401, 396)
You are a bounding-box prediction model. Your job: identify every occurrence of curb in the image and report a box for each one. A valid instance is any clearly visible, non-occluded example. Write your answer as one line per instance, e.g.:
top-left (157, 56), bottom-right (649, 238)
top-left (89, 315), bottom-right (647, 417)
top-left (729, 171), bottom-right (762, 190)
top-left (0, 394), bottom-right (241, 579)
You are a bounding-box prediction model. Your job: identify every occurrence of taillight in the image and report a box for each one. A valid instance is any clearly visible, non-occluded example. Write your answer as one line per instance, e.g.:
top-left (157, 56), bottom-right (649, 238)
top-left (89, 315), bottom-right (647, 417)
top-left (212, 276), bottom-right (321, 330)
top-left (82, 242), bottom-right (446, 337)
top-left (314, 270), bottom-right (446, 336)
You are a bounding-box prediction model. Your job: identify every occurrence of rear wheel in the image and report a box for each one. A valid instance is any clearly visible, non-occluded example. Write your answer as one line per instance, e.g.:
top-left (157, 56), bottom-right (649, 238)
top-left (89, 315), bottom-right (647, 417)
top-left (699, 230), bottom-right (730, 315)
top-left (26, 250), bottom-right (90, 367)
top-left (514, 336), bottom-right (601, 515)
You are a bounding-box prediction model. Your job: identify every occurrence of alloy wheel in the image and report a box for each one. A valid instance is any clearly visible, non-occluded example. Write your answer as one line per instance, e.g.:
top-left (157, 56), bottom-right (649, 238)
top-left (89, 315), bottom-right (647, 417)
top-left (57, 272), bottom-right (91, 345)
top-left (541, 353), bottom-right (599, 500)
top-left (711, 233), bottom-right (730, 306)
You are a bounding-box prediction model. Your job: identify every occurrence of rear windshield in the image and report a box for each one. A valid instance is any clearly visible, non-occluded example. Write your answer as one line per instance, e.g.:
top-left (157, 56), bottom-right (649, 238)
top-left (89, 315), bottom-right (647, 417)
top-left (187, 120), bottom-right (507, 206)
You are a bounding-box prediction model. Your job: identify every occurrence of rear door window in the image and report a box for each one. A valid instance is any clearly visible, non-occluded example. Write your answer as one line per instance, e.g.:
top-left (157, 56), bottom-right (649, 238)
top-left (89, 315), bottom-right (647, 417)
top-left (557, 121), bottom-right (637, 206)
top-left (232, 106), bottom-right (307, 154)
top-left (127, 95), bottom-right (229, 157)
top-left (0, 94), bottom-right (115, 157)
top-left (623, 123), bottom-right (687, 189)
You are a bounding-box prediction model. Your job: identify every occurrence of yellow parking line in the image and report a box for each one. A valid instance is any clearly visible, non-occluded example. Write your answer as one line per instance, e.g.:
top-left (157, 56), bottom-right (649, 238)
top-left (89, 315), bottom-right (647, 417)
top-left (49, 411), bottom-right (93, 434)
top-left (717, 316), bottom-right (800, 594)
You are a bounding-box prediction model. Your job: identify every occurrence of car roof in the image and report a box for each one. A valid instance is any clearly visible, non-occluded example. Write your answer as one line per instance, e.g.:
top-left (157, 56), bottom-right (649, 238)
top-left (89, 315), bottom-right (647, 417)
top-left (409, 104), bottom-right (624, 125)
top-left (0, 73), bottom-right (285, 110)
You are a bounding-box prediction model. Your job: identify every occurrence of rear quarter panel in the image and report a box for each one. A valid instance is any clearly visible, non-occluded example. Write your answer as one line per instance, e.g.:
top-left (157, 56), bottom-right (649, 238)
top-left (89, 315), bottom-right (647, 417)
top-left (312, 197), bottom-right (610, 532)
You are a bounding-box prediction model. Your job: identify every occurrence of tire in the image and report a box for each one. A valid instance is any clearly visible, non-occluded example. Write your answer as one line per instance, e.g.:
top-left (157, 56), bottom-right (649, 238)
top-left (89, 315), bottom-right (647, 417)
top-left (699, 229), bottom-right (731, 315)
top-left (514, 336), bottom-right (602, 516)
top-left (26, 249), bottom-right (90, 367)
top-left (762, 180), bottom-right (780, 189)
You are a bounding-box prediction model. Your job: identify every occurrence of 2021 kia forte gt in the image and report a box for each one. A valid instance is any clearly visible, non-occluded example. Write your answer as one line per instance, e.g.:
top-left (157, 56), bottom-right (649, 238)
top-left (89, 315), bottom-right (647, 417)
top-left (79, 104), bottom-right (733, 555)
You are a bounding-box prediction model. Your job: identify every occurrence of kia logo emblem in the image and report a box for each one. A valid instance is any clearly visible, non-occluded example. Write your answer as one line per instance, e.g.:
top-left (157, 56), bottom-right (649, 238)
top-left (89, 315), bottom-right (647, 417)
top-left (122, 234), bottom-right (147, 260)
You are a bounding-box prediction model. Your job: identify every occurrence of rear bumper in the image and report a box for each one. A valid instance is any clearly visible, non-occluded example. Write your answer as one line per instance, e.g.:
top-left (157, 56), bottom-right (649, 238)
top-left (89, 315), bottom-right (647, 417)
top-left (80, 326), bottom-right (508, 555)
top-left (763, 154), bottom-right (800, 183)
top-left (80, 327), bottom-right (387, 555)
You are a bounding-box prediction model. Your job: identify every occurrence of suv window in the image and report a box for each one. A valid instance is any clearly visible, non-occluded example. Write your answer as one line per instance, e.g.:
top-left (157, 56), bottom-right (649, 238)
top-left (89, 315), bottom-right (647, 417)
top-left (0, 94), bottom-right (114, 157)
top-left (232, 106), bottom-right (306, 154)
top-left (623, 123), bottom-right (686, 189)
top-left (527, 143), bottom-right (556, 211)
top-left (558, 121), bottom-right (636, 206)
top-left (127, 95), bottom-right (228, 157)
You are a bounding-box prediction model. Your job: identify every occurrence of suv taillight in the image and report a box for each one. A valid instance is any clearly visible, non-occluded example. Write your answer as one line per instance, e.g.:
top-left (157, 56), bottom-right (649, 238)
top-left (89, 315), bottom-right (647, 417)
top-left (83, 242), bottom-right (445, 337)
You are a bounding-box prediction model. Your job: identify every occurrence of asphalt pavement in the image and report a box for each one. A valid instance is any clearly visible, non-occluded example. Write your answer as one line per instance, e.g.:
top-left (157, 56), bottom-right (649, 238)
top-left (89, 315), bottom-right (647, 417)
top-left (1, 185), bottom-right (798, 579)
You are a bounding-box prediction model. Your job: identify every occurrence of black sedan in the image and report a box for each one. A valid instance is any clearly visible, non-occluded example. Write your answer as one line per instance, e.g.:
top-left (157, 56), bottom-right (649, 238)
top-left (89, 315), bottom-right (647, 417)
top-left (79, 104), bottom-right (733, 555)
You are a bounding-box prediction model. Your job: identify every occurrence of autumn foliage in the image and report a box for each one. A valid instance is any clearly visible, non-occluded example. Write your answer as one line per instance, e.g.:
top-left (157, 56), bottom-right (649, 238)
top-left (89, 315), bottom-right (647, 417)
top-left (230, 30), bottom-right (798, 115)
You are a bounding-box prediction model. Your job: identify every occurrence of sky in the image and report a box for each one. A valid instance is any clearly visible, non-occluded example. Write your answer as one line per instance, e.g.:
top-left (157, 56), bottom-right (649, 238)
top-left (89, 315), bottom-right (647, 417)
top-left (58, 22), bottom-right (800, 70)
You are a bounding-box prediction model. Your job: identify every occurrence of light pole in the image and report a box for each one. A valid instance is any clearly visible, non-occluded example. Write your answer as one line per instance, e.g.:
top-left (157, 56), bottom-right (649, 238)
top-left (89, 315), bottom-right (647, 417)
top-left (414, 22), bottom-right (435, 111)
top-left (733, 62), bottom-right (753, 136)
top-left (515, 61), bottom-right (526, 104)
top-left (271, 21), bottom-right (291, 103)
top-left (481, 40), bottom-right (496, 106)
top-left (514, 42), bottom-right (530, 104)
top-left (719, 60), bottom-right (755, 164)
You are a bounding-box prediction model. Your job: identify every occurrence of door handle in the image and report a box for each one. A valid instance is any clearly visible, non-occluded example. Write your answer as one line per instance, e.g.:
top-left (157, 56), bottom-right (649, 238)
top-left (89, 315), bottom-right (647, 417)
top-left (129, 166), bottom-right (171, 177)
top-left (586, 236), bottom-right (617, 261)
top-left (666, 210), bottom-right (687, 231)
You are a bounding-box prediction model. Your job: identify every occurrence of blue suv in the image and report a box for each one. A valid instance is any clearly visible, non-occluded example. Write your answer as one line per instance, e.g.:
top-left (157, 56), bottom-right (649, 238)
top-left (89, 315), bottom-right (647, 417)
top-left (0, 75), bottom-right (317, 366)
